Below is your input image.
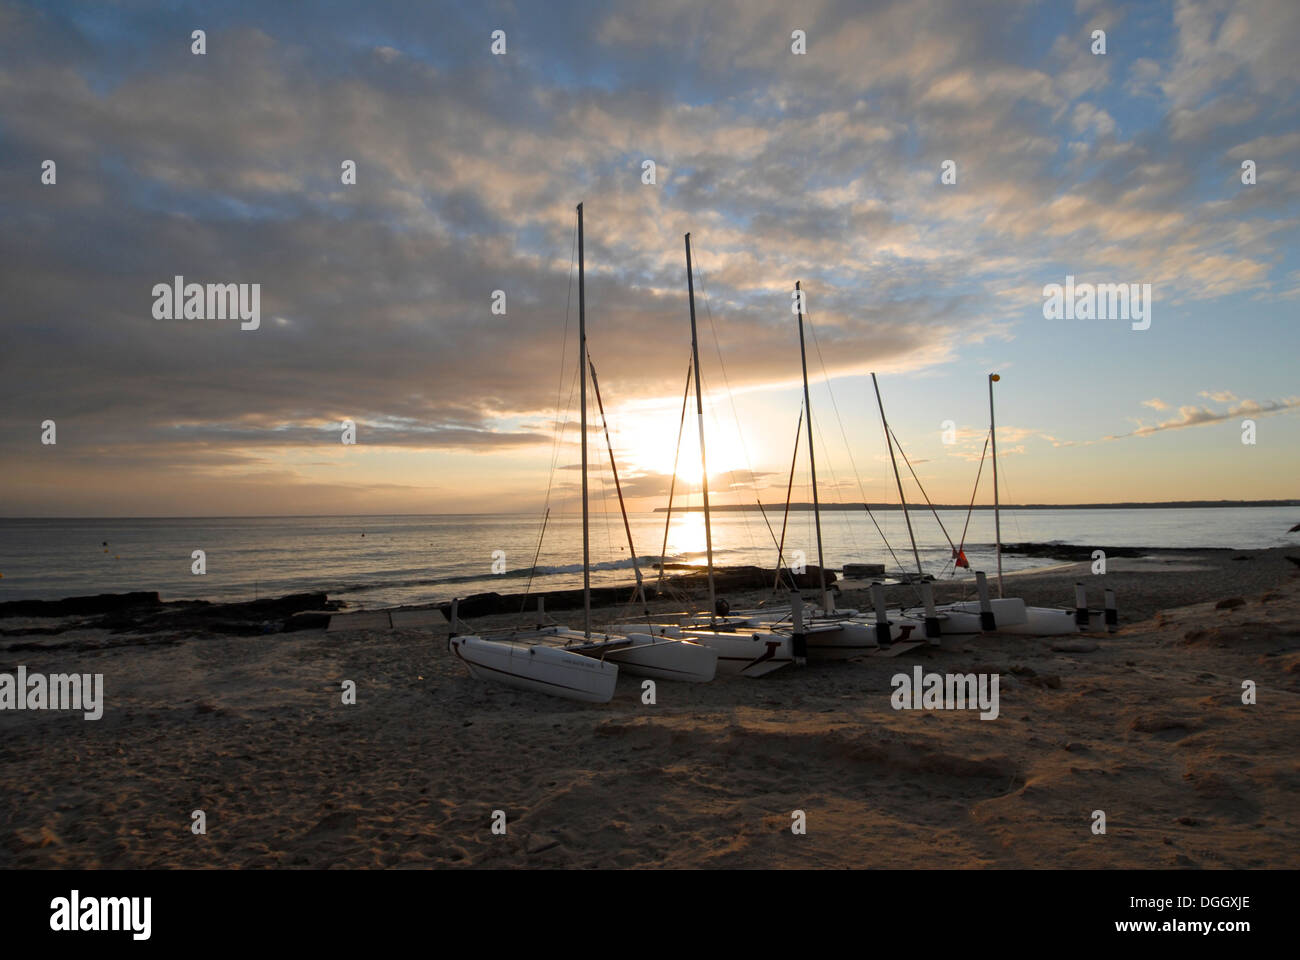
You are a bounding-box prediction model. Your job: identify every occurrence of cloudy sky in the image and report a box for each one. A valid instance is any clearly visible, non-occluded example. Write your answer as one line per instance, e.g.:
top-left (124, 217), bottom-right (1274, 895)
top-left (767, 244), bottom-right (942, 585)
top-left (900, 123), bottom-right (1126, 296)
top-left (2, 0), bottom-right (1297, 517)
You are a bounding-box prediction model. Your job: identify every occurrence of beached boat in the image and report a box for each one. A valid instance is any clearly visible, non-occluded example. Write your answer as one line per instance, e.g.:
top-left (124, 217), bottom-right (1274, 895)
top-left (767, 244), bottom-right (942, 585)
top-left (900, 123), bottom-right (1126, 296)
top-left (448, 204), bottom-right (714, 701)
top-left (448, 633), bottom-right (618, 702)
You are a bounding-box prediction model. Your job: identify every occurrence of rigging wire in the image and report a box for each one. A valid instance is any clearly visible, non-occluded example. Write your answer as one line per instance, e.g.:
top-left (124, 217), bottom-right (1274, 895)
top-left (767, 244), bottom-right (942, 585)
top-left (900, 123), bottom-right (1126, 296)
top-left (657, 360), bottom-right (695, 596)
top-left (955, 430), bottom-right (991, 577)
top-left (519, 222), bottom-right (580, 624)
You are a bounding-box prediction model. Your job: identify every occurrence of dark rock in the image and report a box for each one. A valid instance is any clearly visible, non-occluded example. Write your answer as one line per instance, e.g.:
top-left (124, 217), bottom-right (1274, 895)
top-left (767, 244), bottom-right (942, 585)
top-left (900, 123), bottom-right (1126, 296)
top-left (0, 592), bottom-right (161, 618)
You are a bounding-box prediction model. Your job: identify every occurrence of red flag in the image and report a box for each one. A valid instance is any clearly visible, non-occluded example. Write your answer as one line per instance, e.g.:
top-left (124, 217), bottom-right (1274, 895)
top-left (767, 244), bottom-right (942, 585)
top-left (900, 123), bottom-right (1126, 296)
top-left (953, 548), bottom-right (969, 568)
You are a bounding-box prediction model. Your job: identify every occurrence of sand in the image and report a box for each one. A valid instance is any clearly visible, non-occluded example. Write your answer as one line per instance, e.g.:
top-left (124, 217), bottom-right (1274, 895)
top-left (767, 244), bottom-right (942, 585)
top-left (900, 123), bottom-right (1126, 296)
top-left (1, 547), bottom-right (1297, 869)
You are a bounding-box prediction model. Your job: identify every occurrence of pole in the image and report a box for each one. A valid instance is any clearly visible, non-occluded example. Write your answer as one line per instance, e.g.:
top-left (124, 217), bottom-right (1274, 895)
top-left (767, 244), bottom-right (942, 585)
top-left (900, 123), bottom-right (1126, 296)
top-left (578, 203), bottom-right (591, 638)
top-left (989, 373), bottom-right (1003, 598)
top-left (686, 234), bottom-right (717, 621)
top-left (795, 282), bottom-right (830, 613)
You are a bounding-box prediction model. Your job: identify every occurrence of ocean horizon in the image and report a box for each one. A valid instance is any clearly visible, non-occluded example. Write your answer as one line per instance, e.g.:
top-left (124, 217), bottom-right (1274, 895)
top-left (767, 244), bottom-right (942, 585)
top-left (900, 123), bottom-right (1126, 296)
top-left (3, 505), bottom-right (1295, 608)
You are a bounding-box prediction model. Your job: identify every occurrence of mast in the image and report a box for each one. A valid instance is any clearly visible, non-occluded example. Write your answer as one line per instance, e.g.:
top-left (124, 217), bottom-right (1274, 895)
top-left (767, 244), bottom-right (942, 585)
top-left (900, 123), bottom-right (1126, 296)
top-left (685, 233), bottom-right (717, 620)
top-left (577, 203), bottom-right (591, 638)
top-left (989, 372), bottom-right (1003, 597)
top-left (795, 282), bottom-right (830, 612)
top-left (871, 372), bottom-right (924, 579)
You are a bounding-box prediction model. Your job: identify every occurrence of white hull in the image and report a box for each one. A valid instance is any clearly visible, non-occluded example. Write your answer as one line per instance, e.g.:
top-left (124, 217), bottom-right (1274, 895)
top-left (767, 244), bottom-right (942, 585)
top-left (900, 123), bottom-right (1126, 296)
top-left (934, 597), bottom-right (1029, 628)
top-left (997, 607), bottom-right (1104, 635)
top-left (616, 623), bottom-right (794, 677)
top-left (448, 634), bottom-right (618, 703)
top-left (540, 628), bottom-right (717, 682)
top-left (691, 629), bottom-right (794, 676)
top-left (897, 603), bottom-right (1102, 636)
top-left (801, 620), bottom-right (881, 660)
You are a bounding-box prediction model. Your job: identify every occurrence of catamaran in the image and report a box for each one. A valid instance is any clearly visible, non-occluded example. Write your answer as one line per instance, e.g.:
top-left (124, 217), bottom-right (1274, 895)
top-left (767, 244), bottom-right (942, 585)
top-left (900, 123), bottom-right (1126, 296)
top-left (448, 204), bottom-right (716, 701)
top-left (873, 372), bottom-right (1117, 638)
top-left (613, 234), bottom-right (804, 676)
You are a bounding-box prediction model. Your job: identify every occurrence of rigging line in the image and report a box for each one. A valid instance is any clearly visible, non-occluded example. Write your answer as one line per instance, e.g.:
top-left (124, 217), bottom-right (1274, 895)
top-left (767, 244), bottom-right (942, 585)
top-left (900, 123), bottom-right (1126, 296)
top-left (525, 222), bottom-right (581, 616)
top-left (859, 504), bottom-right (922, 603)
top-left (523, 224), bottom-right (581, 625)
top-left (588, 352), bottom-right (649, 617)
top-left (658, 359), bottom-right (694, 597)
top-left (803, 307), bottom-right (869, 561)
top-left (694, 255), bottom-right (763, 552)
top-left (887, 424), bottom-right (957, 551)
top-left (956, 431), bottom-right (990, 560)
top-left (543, 221), bottom-right (580, 504)
top-left (756, 500), bottom-right (798, 592)
top-left (775, 404), bottom-right (803, 594)
top-left (809, 391), bottom-right (857, 563)
top-left (517, 507), bottom-right (551, 619)
top-left (871, 372), bottom-right (925, 579)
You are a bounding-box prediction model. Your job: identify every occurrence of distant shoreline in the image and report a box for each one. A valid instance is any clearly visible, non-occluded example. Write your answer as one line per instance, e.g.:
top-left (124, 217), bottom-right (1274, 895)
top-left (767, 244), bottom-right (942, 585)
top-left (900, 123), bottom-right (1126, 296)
top-left (1, 500), bottom-right (1296, 521)
top-left (655, 499), bottom-right (1300, 512)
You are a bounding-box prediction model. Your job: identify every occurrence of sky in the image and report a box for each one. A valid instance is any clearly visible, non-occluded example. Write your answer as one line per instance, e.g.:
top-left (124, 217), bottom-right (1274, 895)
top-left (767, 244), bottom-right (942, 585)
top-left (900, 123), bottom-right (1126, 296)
top-left (1, 0), bottom-right (1297, 517)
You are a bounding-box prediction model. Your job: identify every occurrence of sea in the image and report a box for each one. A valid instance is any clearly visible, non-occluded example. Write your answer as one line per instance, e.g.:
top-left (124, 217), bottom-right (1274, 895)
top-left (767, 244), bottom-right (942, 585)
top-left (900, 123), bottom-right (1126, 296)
top-left (0, 507), bottom-right (1295, 609)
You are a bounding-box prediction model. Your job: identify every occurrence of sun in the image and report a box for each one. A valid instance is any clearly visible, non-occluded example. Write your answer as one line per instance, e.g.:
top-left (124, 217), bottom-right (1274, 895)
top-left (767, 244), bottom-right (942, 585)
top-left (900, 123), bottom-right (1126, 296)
top-left (613, 397), bottom-right (752, 493)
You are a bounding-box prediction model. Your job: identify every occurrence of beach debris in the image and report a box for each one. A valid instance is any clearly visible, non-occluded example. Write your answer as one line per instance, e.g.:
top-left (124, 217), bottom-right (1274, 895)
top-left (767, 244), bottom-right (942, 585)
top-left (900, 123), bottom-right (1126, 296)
top-left (1215, 597), bottom-right (1246, 610)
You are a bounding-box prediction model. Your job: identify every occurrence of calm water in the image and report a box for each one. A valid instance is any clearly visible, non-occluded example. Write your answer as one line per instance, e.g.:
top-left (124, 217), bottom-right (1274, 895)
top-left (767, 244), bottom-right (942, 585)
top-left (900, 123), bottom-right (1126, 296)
top-left (0, 507), bottom-right (1295, 608)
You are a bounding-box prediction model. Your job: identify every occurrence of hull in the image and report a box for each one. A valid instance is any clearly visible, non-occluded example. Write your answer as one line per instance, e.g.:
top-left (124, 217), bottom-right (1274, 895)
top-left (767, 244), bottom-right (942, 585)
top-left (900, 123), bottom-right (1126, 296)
top-left (618, 623), bottom-right (794, 677)
top-left (997, 607), bottom-right (1103, 635)
top-left (935, 597), bottom-right (1029, 628)
top-left (448, 634), bottom-right (618, 703)
top-left (541, 628), bottom-right (717, 682)
top-left (802, 620), bottom-right (881, 660)
top-left (897, 604), bottom-right (1102, 636)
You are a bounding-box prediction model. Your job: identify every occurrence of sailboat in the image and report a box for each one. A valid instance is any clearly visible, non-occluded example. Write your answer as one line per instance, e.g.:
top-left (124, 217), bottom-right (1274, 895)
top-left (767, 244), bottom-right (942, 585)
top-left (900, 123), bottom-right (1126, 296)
top-left (448, 204), bottom-right (716, 700)
top-left (974, 372), bottom-right (1115, 635)
top-left (884, 373), bottom-right (1116, 637)
top-left (613, 234), bottom-right (800, 677)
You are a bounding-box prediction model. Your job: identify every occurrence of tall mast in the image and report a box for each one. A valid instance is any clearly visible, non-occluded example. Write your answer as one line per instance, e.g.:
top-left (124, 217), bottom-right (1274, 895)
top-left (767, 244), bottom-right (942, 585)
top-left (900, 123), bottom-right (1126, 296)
top-left (989, 372), bottom-right (1003, 598)
top-left (685, 233), bottom-right (717, 620)
top-left (577, 203), bottom-right (591, 638)
top-left (795, 281), bottom-right (830, 612)
top-left (871, 372), bottom-right (924, 579)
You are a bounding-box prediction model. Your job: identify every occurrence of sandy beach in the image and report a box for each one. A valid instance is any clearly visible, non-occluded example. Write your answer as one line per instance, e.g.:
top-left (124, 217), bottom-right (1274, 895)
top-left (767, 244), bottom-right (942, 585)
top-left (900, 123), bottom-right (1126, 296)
top-left (2, 546), bottom-right (1297, 869)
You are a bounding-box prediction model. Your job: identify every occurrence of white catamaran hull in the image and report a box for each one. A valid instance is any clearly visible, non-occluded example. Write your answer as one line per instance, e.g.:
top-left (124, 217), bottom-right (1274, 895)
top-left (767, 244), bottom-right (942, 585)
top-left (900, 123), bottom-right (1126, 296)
top-left (448, 635), bottom-right (618, 703)
top-left (800, 620), bottom-right (881, 659)
top-left (616, 623), bottom-right (794, 677)
top-left (996, 607), bottom-right (1104, 635)
top-left (539, 628), bottom-right (717, 682)
top-left (897, 603), bottom-right (1101, 637)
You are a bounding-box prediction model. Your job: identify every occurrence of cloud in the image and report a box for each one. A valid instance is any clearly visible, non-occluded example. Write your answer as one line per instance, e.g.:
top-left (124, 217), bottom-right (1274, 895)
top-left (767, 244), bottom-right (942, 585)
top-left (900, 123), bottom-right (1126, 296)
top-left (1, 0), bottom-right (1297, 512)
top-left (1108, 396), bottom-right (1300, 439)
